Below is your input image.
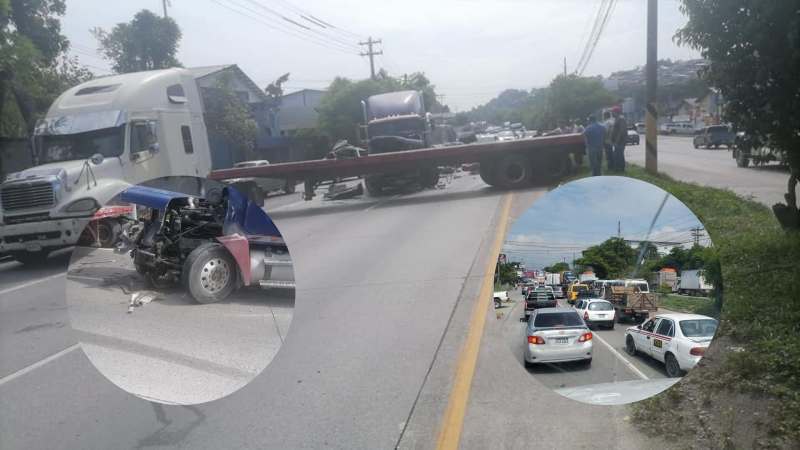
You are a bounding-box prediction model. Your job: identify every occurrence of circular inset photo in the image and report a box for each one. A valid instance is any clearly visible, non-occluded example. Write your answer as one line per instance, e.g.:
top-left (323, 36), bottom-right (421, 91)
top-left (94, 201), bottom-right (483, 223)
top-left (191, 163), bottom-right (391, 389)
top-left (495, 176), bottom-right (719, 405)
top-left (66, 176), bottom-right (294, 405)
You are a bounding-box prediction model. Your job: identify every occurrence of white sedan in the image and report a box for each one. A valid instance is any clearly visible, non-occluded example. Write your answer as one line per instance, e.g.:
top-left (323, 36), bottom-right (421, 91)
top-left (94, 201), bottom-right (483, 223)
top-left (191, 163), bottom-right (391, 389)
top-left (624, 313), bottom-right (718, 377)
top-left (574, 298), bottom-right (615, 329)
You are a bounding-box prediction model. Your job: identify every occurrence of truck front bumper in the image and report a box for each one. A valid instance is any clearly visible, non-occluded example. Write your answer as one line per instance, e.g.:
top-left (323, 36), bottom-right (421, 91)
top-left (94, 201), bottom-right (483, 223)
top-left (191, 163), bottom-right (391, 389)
top-left (0, 217), bottom-right (91, 253)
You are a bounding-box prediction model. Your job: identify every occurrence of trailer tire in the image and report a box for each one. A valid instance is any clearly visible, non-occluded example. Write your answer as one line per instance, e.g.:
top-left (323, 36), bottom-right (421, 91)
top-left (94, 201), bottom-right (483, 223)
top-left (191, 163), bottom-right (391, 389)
top-left (182, 243), bottom-right (238, 304)
top-left (9, 250), bottom-right (50, 265)
top-left (364, 176), bottom-right (385, 197)
top-left (532, 152), bottom-right (571, 184)
top-left (479, 161), bottom-right (497, 186)
top-left (492, 154), bottom-right (532, 189)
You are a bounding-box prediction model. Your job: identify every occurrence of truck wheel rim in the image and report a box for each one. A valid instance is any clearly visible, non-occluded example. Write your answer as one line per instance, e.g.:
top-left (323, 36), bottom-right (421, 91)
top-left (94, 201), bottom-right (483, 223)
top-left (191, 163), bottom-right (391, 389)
top-left (200, 258), bottom-right (231, 293)
top-left (504, 163), bottom-right (526, 183)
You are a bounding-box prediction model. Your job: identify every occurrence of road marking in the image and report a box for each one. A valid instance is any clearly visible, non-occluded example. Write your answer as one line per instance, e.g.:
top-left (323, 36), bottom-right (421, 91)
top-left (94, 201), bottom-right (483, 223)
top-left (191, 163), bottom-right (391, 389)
top-left (435, 193), bottom-right (513, 450)
top-left (593, 332), bottom-right (650, 380)
top-left (0, 272), bottom-right (65, 297)
top-left (0, 344), bottom-right (80, 387)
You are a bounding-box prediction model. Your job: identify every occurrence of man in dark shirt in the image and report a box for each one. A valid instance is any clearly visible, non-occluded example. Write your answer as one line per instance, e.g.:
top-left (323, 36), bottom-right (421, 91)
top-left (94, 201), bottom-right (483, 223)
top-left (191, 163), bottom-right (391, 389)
top-left (583, 115), bottom-right (605, 176)
top-left (611, 108), bottom-right (628, 172)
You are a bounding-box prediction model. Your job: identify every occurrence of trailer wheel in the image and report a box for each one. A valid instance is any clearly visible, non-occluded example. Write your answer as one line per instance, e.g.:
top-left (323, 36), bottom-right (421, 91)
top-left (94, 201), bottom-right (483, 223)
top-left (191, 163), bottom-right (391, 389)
top-left (532, 152), bottom-right (571, 184)
top-left (182, 243), bottom-right (237, 304)
top-left (479, 161), bottom-right (497, 186)
top-left (492, 154), bottom-right (532, 189)
top-left (364, 176), bottom-right (385, 196)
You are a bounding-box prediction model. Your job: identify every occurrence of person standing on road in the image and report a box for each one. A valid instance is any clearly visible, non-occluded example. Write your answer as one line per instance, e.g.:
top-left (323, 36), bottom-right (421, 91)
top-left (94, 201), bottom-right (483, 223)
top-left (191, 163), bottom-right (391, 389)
top-left (602, 111), bottom-right (615, 171)
top-left (583, 115), bottom-right (605, 177)
top-left (611, 107), bottom-right (628, 172)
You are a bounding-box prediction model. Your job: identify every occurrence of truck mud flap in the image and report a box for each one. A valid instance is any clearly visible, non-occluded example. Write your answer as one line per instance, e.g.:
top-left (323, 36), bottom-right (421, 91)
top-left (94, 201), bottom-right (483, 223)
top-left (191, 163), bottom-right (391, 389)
top-left (216, 234), bottom-right (251, 285)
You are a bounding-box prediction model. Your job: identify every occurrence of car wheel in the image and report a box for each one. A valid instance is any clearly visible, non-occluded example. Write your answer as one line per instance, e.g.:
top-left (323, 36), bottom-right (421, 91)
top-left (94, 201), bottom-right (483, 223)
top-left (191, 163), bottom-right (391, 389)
top-left (608, 322), bottom-right (615, 330)
top-left (583, 358), bottom-right (592, 367)
top-left (182, 242), bottom-right (238, 304)
top-left (9, 250), bottom-right (51, 265)
top-left (665, 353), bottom-right (684, 378)
top-left (625, 335), bottom-right (637, 356)
top-left (524, 359), bottom-right (534, 369)
top-left (693, 141), bottom-right (699, 149)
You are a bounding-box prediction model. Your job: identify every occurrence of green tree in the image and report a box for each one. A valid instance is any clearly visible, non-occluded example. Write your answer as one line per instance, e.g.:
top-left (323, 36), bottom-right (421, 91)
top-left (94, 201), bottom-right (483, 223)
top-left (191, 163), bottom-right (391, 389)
top-left (92, 9), bottom-right (181, 73)
top-left (544, 262), bottom-right (570, 273)
top-left (203, 73), bottom-right (257, 162)
top-left (496, 262), bottom-right (520, 287)
top-left (0, 0), bottom-right (92, 137)
top-left (575, 237), bottom-right (637, 279)
top-left (676, 1), bottom-right (800, 229)
top-left (545, 74), bottom-right (618, 127)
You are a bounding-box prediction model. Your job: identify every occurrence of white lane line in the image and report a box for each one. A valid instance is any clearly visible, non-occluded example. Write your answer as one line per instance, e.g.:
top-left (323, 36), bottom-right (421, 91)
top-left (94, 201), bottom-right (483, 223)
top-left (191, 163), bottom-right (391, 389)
top-left (593, 332), bottom-right (650, 380)
top-left (0, 344), bottom-right (80, 387)
top-left (0, 272), bottom-right (65, 296)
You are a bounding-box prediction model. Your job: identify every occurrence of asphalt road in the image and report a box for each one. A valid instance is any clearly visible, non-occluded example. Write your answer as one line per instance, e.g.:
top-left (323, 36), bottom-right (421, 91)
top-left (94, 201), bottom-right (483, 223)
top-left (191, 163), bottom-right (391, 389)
top-left (626, 135), bottom-right (789, 207)
top-left (0, 171), bottom-right (677, 450)
top-left (66, 247), bottom-right (292, 405)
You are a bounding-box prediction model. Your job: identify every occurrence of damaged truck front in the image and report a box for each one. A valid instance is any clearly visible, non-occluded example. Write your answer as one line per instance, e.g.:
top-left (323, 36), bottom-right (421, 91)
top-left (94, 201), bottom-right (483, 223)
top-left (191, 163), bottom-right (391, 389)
top-left (119, 185), bottom-right (294, 303)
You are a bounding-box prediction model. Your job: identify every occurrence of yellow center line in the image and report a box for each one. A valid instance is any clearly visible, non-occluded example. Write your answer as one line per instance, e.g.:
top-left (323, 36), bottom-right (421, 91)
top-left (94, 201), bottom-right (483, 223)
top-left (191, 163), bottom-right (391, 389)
top-left (435, 193), bottom-right (513, 450)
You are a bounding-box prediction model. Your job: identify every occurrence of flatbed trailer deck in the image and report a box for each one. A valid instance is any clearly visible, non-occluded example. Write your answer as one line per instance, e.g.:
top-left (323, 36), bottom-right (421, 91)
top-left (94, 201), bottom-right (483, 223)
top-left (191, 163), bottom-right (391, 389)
top-left (208, 134), bottom-right (586, 199)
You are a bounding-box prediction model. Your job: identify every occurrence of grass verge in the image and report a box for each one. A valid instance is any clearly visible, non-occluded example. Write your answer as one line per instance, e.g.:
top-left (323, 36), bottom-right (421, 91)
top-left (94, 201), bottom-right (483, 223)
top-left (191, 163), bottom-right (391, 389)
top-left (659, 293), bottom-right (715, 315)
top-left (599, 164), bottom-right (800, 449)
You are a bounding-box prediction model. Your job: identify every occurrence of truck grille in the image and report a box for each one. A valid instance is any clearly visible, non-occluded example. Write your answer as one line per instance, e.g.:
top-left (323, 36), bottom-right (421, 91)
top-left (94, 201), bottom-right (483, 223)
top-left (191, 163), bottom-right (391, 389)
top-left (1, 182), bottom-right (55, 212)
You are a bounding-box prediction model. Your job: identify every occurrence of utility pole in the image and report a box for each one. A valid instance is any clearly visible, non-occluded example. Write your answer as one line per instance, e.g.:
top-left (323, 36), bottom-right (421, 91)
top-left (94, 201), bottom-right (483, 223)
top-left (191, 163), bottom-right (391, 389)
top-left (691, 227), bottom-right (704, 246)
top-left (645, 0), bottom-right (658, 173)
top-left (618, 221), bottom-right (621, 238)
top-left (563, 57), bottom-right (567, 77)
top-left (359, 37), bottom-right (383, 80)
top-left (162, 0), bottom-right (170, 18)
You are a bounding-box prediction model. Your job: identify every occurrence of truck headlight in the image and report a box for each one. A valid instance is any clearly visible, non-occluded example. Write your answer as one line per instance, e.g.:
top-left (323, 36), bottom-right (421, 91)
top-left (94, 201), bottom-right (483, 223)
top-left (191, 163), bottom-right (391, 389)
top-left (63, 198), bottom-right (99, 213)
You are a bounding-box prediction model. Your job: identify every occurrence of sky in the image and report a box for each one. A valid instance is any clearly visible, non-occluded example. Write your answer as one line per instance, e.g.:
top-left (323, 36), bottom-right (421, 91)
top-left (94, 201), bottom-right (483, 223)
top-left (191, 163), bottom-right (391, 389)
top-left (59, 0), bottom-right (701, 111)
top-left (502, 176), bottom-right (711, 271)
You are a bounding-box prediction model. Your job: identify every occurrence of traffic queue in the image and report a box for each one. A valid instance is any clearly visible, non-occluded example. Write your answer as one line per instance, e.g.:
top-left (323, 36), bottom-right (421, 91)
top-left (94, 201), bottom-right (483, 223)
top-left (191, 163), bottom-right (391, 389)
top-left (515, 274), bottom-right (718, 378)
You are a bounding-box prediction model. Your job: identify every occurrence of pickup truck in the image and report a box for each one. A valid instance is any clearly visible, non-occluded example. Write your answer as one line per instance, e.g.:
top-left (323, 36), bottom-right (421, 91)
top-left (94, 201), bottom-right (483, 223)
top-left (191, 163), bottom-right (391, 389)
top-left (693, 125), bottom-right (734, 149)
top-left (493, 290), bottom-right (509, 308)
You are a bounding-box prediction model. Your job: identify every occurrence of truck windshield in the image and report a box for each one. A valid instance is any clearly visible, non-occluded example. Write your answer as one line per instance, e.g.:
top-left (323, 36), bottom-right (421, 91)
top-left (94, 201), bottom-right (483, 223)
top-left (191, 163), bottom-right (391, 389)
top-left (35, 125), bottom-right (125, 164)
top-left (368, 117), bottom-right (424, 139)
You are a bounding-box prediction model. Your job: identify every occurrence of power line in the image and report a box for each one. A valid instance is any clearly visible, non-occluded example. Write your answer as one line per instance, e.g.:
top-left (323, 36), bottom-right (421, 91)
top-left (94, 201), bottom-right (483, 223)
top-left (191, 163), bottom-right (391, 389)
top-left (239, 0), bottom-right (361, 51)
top-left (210, 0), bottom-right (359, 55)
top-left (260, 0), bottom-right (365, 39)
top-left (575, 0), bottom-right (609, 74)
top-left (576, 0), bottom-right (618, 75)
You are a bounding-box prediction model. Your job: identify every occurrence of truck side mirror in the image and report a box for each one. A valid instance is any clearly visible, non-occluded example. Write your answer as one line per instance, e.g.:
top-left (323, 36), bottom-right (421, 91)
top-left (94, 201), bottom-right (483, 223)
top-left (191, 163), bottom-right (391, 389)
top-left (90, 153), bottom-right (104, 165)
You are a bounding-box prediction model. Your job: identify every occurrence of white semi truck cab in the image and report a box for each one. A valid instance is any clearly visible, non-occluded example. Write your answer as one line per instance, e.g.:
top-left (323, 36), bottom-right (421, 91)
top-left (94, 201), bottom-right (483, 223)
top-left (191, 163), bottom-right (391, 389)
top-left (0, 68), bottom-right (212, 264)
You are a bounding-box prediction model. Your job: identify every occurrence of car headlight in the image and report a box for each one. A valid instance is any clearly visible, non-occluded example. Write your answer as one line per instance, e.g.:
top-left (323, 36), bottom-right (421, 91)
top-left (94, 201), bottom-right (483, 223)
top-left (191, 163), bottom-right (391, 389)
top-left (63, 198), bottom-right (99, 213)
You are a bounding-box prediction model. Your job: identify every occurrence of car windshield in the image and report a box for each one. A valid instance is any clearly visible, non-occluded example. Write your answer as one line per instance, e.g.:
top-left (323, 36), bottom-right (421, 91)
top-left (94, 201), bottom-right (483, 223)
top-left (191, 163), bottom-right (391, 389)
top-left (588, 302), bottom-right (612, 311)
top-left (575, 285), bottom-right (588, 292)
top-left (532, 312), bottom-right (583, 328)
top-left (708, 126), bottom-right (729, 133)
top-left (679, 319), bottom-right (718, 337)
top-left (35, 125), bottom-right (125, 164)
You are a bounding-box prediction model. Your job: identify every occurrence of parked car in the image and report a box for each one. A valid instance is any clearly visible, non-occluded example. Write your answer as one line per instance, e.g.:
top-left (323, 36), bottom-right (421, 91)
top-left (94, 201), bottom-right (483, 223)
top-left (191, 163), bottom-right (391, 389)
top-left (524, 287), bottom-right (557, 320)
top-left (574, 299), bottom-right (616, 329)
top-left (693, 125), bottom-right (734, 149)
top-left (626, 129), bottom-right (640, 145)
top-left (635, 122), bottom-right (646, 134)
top-left (624, 313), bottom-right (718, 377)
top-left (524, 308), bottom-right (593, 367)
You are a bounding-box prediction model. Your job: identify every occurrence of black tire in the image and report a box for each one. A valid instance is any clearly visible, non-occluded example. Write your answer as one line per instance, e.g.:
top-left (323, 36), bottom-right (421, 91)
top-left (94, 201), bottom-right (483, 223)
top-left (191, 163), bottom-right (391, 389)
top-left (693, 141), bottom-right (699, 149)
top-left (608, 322), bottom-right (615, 330)
top-left (420, 168), bottom-right (440, 188)
top-left (665, 353), bottom-right (684, 378)
top-left (181, 242), bottom-right (238, 304)
top-left (492, 153), bottom-right (532, 189)
top-left (532, 153), bottom-right (572, 184)
top-left (364, 176), bottom-right (385, 197)
top-left (9, 250), bottom-right (50, 265)
top-left (625, 335), bottom-right (637, 356)
top-left (582, 358), bottom-right (592, 367)
top-left (524, 359), bottom-right (534, 369)
top-left (494, 299), bottom-right (501, 309)
top-left (478, 162), bottom-right (496, 186)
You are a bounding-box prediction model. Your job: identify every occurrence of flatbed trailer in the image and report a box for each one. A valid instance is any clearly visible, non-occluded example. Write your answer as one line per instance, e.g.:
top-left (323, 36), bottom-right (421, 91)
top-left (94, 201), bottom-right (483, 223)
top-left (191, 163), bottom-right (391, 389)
top-left (208, 134), bottom-right (586, 200)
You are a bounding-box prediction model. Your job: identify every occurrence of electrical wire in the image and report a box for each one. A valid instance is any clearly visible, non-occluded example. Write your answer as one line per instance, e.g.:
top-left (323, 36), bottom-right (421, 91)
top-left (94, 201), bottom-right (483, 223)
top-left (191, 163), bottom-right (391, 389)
top-left (575, 0), bottom-right (609, 75)
top-left (210, 0), bottom-right (360, 55)
top-left (577, 0), bottom-right (618, 75)
top-left (260, 0), bottom-right (365, 39)
top-left (239, 0), bottom-right (362, 51)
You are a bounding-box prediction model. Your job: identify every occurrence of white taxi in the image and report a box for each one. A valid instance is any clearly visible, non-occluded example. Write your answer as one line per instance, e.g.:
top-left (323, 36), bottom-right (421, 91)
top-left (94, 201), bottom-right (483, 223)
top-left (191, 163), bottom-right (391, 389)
top-left (624, 313), bottom-right (718, 377)
top-left (573, 298), bottom-right (615, 329)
